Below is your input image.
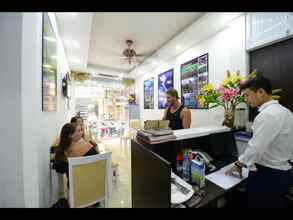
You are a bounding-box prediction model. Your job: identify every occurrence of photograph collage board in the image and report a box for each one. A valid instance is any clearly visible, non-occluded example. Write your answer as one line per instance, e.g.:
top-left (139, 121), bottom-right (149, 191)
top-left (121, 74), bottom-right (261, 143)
top-left (180, 53), bottom-right (208, 109)
top-left (144, 77), bottom-right (154, 109)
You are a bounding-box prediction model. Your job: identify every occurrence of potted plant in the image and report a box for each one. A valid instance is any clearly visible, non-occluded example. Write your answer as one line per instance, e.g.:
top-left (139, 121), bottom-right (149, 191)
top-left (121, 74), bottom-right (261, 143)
top-left (198, 70), bottom-right (281, 128)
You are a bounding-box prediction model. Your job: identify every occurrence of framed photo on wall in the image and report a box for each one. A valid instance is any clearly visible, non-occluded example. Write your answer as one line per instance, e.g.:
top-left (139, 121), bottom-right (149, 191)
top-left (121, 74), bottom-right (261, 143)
top-left (143, 77), bottom-right (154, 109)
top-left (158, 68), bottom-right (174, 109)
top-left (180, 53), bottom-right (208, 109)
top-left (42, 13), bottom-right (57, 112)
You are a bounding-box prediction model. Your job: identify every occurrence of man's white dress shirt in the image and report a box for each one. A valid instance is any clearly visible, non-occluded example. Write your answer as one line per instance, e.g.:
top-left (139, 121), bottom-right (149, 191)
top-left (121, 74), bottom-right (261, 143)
top-left (239, 100), bottom-right (293, 171)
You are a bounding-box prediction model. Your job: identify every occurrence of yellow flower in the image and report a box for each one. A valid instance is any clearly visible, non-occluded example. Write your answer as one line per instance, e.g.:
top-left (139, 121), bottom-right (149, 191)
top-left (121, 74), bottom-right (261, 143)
top-left (247, 69), bottom-right (257, 79)
top-left (198, 96), bottom-right (206, 106)
top-left (202, 83), bottom-right (214, 93)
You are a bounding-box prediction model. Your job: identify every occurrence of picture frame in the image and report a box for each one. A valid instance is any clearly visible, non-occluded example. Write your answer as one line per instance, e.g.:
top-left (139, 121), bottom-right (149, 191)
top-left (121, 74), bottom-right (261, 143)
top-left (158, 68), bottom-right (174, 109)
top-left (42, 13), bottom-right (58, 112)
top-left (180, 53), bottom-right (209, 109)
top-left (143, 77), bottom-right (154, 109)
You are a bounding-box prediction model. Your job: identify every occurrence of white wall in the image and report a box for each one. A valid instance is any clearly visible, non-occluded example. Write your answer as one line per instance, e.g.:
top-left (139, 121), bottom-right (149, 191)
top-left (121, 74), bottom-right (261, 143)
top-left (136, 15), bottom-right (248, 127)
top-left (21, 13), bottom-right (73, 207)
top-left (0, 13), bottom-right (25, 207)
top-left (0, 12), bottom-right (73, 207)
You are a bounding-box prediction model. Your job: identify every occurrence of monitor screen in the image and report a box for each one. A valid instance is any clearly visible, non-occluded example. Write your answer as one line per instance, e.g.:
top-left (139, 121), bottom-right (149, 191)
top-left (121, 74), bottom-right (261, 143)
top-left (208, 131), bottom-right (238, 160)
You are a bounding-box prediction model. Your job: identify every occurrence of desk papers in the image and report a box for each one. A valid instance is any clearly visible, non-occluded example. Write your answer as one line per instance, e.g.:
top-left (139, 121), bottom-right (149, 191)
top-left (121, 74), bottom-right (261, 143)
top-left (171, 172), bottom-right (194, 204)
top-left (206, 163), bottom-right (249, 190)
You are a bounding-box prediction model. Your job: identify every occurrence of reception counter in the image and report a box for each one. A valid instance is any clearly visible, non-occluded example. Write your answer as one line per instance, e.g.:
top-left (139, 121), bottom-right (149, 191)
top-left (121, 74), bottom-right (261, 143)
top-left (131, 125), bottom-right (240, 208)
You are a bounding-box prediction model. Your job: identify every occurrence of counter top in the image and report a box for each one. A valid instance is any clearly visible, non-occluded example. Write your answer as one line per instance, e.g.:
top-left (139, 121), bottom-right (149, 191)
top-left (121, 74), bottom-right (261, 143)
top-left (173, 126), bottom-right (231, 141)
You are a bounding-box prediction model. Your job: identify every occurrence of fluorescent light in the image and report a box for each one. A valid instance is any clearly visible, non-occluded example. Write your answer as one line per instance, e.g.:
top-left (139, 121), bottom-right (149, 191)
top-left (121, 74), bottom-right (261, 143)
top-left (176, 45), bottom-right (182, 50)
top-left (44, 36), bottom-right (56, 42)
top-left (43, 64), bottom-right (53, 69)
top-left (70, 58), bottom-right (80, 63)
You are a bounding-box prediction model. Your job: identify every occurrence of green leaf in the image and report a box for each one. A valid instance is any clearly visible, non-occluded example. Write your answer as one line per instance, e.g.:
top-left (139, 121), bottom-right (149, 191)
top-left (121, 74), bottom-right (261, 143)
top-left (209, 104), bottom-right (220, 109)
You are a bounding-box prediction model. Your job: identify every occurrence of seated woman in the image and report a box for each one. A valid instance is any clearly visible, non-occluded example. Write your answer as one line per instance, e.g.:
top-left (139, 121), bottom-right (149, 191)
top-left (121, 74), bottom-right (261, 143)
top-left (70, 116), bottom-right (97, 145)
top-left (51, 116), bottom-right (98, 159)
top-left (52, 123), bottom-right (99, 177)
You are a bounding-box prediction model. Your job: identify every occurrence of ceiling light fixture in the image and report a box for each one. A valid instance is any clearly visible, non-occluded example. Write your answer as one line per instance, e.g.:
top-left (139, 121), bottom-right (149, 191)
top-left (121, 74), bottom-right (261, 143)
top-left (176, 45), bottom-right (182, 50)
top-left (44, 36), bottom-right (56, 42)
top-left (70, 58), bottom-right (80, 63)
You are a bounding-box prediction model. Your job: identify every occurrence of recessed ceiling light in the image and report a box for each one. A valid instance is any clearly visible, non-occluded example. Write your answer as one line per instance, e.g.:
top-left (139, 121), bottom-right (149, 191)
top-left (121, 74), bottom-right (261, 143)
top-left (70, 58), bottom-right (80, 63)
top-left (65, 40), bottom-right (79, 48)
top-left (73, 41), bottom-right (79, 47)
top-left (176, 45), bottom-right (182, 50)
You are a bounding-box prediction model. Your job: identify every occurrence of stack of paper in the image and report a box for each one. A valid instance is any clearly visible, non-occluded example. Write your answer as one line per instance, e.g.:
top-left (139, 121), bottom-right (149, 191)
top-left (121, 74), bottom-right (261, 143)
top-left (206, 163), bottom-right (249, 190)
top-left (136, 130), bottom-right (176, 144)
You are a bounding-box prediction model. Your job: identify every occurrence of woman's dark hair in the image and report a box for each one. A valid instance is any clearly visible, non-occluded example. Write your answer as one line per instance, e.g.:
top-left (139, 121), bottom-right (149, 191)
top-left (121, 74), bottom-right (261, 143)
top-left (55, 123), bottom-right (78, 162)
top-left (240, 75), bottom-right (272, 95)
top-left (70, 116), bottom-right (83, 123)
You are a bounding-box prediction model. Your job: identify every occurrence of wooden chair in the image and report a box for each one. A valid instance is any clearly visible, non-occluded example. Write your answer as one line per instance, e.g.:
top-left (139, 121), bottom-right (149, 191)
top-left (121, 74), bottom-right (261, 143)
top-left (68, 152), bottom-right (112, 208)
top-left (120, 119), bottom-right (141, 155)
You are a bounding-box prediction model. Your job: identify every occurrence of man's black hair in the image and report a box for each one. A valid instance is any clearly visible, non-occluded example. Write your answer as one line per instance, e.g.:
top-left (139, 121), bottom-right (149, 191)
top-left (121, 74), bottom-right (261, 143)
top-left (240, 75), bottom-right (272, 95)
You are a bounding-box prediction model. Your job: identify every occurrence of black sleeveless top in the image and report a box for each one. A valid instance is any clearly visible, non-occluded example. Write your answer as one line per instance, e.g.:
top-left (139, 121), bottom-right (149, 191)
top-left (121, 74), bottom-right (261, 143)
top-left (166, 104), bottom-right (185, 130)
top-left (52, 147), bottom-right (99, 176)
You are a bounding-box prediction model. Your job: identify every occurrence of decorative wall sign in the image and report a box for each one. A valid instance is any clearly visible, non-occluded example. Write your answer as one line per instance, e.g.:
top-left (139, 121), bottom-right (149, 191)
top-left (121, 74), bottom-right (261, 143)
top-left (42, 13), bottom-right (57, 111)
top-left (180, 53), bottom-right (208, 109)
top-left (158, 69), bottom-right (174, 109)
top-left (143, 77), bottom-right (154, 109)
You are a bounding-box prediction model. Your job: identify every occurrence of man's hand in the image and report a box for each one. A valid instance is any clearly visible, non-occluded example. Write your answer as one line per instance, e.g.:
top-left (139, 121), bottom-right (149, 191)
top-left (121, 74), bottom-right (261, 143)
top-left (225, 164), bottom-right (243, 179)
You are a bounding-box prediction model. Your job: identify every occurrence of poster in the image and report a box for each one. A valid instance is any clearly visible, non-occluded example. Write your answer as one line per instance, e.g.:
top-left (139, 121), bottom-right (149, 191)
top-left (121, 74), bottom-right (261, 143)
top-left (42, 13), bottom-right (57, 111)
top-left (180, 53), bottom-right (208, 109)
top-left (158, 69), bottom-right (174, 109)
top-left (143, 78), bottom-right (154, 109)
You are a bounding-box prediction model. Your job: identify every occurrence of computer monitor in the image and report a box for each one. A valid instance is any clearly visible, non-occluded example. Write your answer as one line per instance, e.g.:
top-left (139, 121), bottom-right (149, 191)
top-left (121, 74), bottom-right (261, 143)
top-left (131, 140), bottom-right (171, 208)
top-left (208, 131), bottom-right (238, 168)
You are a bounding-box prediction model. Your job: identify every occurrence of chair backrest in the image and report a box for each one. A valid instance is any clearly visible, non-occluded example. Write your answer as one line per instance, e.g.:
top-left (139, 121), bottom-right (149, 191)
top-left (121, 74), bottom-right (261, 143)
top-left (130, 119), bottom-right (141, 130)
top-left (68, 152), bottom-right (112, 208)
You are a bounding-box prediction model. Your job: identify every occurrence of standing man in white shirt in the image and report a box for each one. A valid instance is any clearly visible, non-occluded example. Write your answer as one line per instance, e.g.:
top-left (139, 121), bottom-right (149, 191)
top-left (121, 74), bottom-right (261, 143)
top-left (225, 75), bottom-right (293, 208)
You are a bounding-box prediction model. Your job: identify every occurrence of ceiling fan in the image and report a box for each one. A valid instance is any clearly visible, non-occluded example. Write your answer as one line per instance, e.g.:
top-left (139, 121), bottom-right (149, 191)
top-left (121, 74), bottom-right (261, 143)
top-left (122, 39), bottom-right (144, 65)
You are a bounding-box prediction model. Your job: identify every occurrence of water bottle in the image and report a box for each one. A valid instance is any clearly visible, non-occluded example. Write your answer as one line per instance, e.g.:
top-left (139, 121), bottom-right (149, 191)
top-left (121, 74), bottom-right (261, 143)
top-left (182, 154), bottom-right (189, 182)
top-left (176, 153), bottom-right (183, 176)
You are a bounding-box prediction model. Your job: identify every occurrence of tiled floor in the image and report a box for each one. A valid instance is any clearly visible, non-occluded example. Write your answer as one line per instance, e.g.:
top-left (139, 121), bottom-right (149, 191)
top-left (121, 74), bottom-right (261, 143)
top-left (100, 138), bottom-right (132, 208)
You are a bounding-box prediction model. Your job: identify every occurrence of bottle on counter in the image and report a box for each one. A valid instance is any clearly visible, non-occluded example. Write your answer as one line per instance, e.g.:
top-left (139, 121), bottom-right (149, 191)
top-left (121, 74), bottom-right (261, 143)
top-left (182, 154), bottom-right (189, 182)
top-left (176, 152), bottom-right (183, 176)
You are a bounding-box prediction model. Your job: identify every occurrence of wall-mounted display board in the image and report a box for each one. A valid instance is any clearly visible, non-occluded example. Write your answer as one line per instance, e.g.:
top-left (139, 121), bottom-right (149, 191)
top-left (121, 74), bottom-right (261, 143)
top-left (42, 13), bottom-right (57, 111)
top-left (180, 53), bottom-right (208, 109)
top-left (158, 69), bottom-right (174, 109)
top-left (144, 77), bottom-right (154, 109)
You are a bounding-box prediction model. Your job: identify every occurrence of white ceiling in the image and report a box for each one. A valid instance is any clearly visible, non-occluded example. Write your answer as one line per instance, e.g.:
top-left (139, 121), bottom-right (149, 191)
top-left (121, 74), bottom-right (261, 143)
top-left (55, 12), bottom-right (204, 75)
top-left (55, 12), bottom-right (93, 71)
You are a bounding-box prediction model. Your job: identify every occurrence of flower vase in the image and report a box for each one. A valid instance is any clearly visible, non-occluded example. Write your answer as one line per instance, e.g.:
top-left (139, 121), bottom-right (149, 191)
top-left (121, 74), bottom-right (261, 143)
top-left (223, 108), bottom-right (235, 128)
